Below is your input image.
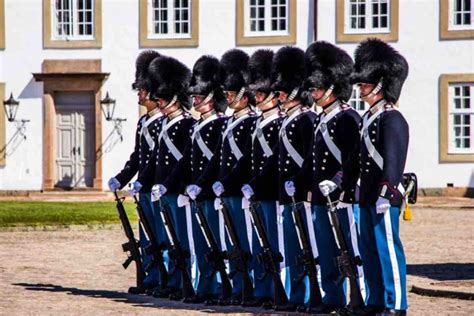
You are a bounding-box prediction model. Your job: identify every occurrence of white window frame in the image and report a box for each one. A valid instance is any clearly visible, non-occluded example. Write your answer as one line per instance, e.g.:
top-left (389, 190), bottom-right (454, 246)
top-left (448, 0), bottom-right (474, 31)
top-left (147, 0), bottom-right (192, 39)
top-left (244, 0), bottom-right (289, 37)
top-left (448, 83), bottom-right (474, 154)
top-left (349, 86), bottom-right (367, 114)
top-left (344, 0), bottom-right (391, 34)
top-left (52, 0), bottom-right (95, 40)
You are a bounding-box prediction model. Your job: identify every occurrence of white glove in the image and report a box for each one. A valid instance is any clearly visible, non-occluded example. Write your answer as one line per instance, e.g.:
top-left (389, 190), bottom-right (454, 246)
top-left (318, 180), bottom-right (338, 197)
top-left (128, 181), bottom-right (142, 196)
top-left (212, 181), bottom-right (225, 197)
top-left (185, 184), bottom-right (202, 200)
top-left (376, 196), bottom-right (391, 214)
top-left (284, 181), bottom-right (295, 197)
top-left (241, 184), bottom-right (254, 200)
top-left (177, 194), bottom-right (190, 207)
top-left (151, 184), bottom-right (167, 202)
top-left (108, 177), bottom-right (121, 191)
top-left (336, 201), bottom-right (352, 210)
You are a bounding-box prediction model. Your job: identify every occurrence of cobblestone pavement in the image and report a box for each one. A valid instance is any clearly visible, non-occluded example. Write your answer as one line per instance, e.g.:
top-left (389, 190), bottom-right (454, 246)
top-left (0, 206), bottom-right (473, 315)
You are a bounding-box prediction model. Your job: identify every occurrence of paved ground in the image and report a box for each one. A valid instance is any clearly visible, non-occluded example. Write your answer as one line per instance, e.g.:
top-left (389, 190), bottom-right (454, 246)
top-left (0, 206), bottom-right (473, 315)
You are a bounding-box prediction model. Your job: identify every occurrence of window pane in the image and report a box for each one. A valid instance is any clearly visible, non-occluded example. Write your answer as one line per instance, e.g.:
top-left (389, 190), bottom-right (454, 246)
top-left (272, 0), bottom-right (277, 4)
top-left (183, 23), bottom-right (189, 33)
top-left (359, 17), bottom-right (366, 28)
top-left (464, 98), bottom-right (471, 109)
top-left (455, 126), bottom-right (461, 136)
top-left (183, 9), bottom-right (188, 20)
top-left (455, 99), bottom-right (461, 109)
top-left (250, 7), bottom-right (256, 18)
top-left (259, 0), bottom-right (265, 5)
top-left (280, 6), bottom-right (286, 17)
top-left (86, 0), bottom-right (92, 10)
top-left (272, 7), bottom-right (277, 17)
top-left (250, 0), bottom-right (256, 5)
top-left (259, 7), bottom-right (264, 18)
top-left (455, 138), bottom-right (461, 148)
top-left (381, 2), bottom-right (387, 14)
top-left (251, 20), bottom-right (256, 31)
top-left (373, 17), bottom-right (378, 28)
top-left (381, 16), bottom-right (387, 27)
top-left (373, 3), bottom-right (378, 14)
top-left (175, 23), bottom-right (181, 33)
top-left (280, 0), bottom-right (286, 4)
top-left (86, 24), bottom-right (92, 35)
top-left (465, 115), bottom-right (471, 124)
top-left (463, 13), bottom-right (471, 25)
top-left (280, 19), bottom-right (286, 30)
top-left (259, 20), bottom-right (264, 30)
top-left (455, 13), bottom-right (462, 24)
top-left (454, 86), bottom-right (460, 95)
top-left (351, 4), bottom-right (357, 15)
top-left (359, 3), bottom-right (365, 15)
top-left (175, 9), bottom-right (179, 20)
top-left (272, 19), bottom-right (277, 30)
top-left (464, 126), bottom-right (470, 136)
top-left (454, 115), bottom-right (461, 124)
top-left (464, 138), bottom-right (471, 148)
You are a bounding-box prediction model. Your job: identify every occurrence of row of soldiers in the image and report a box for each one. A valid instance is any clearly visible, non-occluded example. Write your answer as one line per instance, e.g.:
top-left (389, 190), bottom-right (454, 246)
top-left (109, 38), bottom-right (410, 315)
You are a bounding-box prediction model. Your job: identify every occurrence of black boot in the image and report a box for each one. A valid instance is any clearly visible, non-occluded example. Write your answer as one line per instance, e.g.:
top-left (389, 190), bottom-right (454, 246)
top-left (377, 309), bottom-right (407, 316)
top-left (241, 296), bottom-right (272, 307)
top-left (350, 305), bottom-right (386, 316)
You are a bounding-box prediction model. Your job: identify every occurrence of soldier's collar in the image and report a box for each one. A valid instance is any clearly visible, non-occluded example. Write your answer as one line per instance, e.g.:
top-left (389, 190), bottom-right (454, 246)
top-left (167, 108), bottom-right (184, 120)
top-left (148, 106), bottom-right (162, 117)
top-left (286, 103), bottom-right (302, 117)
top-left (369, 98), bottom-right (387, 115)
top-left (201, 109), bottom-right (216, 120)
top-left (234, 106), bottom-right (251, 119)
top-left (262, 106), bottom-right (280, 119)
top-left (322, 99), bottom-right (341, 114)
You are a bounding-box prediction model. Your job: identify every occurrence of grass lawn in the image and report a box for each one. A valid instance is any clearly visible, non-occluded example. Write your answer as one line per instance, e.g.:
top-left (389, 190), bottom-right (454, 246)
top-left (0, 201), bottom-right (138, 227)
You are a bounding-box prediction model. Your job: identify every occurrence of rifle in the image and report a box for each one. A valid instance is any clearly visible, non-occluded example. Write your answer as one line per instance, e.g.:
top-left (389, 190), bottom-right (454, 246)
top-left (158, 200), bottom-right (196, 299)
top-left (290, 197), bottom-right (325, 313)
top-left (113, 191), bottom-right (146, 294)
top-left (192, 200), bottom-right (233, 302)
top-left (217, 198), bottom-right (254, 304)
top-left (132, 195), bottom-right (169, 291)
top-left (325, 195), bottom-right (365, 310)
top-left (248, 201), bottom-right (292, 311)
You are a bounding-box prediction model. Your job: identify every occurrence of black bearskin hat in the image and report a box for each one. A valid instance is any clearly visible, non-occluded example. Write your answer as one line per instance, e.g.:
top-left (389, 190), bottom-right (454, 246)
top-left (271, 46), bottom-right (306, 94)
top-left (249, 49), bottom-right (274, 95)
top-left (304, 41), bottom-right (354, 102)
top-left (148, 55), bottom-right (192, 109)
top-left (351, 38), bottom-right (409, 103)
top-left (220, 49), bottom-right (250, 92)
top-left (132, 50), bottom-right (161, 90)
top-left (188, 55), bottom-right (227, 113)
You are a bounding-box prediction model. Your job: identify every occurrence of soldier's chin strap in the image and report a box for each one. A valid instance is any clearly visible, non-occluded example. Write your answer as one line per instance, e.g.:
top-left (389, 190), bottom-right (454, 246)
top-left (229, 87), bottom-right (246, 108)
top-left (287, 87), bottom-right (299, 102)
top-left (315, 84), bottom-right (335, 106)
top-left (161, 94), bottom-right (178, 112)
top-left (361, 78), bottom-right (384, 98)
top-left (194, 91), bottom-right (214, 110)
top-left (256, 92), bottom-right (276, 108)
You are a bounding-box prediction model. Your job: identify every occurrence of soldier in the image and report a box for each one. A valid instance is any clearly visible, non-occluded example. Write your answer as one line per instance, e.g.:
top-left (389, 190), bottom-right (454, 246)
top-left (169, 55), bottom-right (228, 303)
top-left (108, 50), bottom-right (164, 294)
top-left (287, 41), bottom-right (362, 312)
top-left (351, 38), bottom-right (409, 316)
top-left (239, 49), bottom-right (286, 307)
top-left (272, 46), bottom-right (317, 308)
top-left (145, 55), bottom-right (196, 299)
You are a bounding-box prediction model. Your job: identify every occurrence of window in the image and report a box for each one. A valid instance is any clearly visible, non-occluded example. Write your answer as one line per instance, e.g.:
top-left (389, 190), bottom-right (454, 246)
top-left (236, 0), bottom-right (296, 45)
top-left (336, 0), bottom-right (399, 43)
top-left (0, 82), bottom-right (5, 166)
top-left (449, 84), bottom-right (474, 153)
top-left (441, 0), bottom-right (474, 39)
top-left (439, 74), bottom-right (474, 162)
top-left (54, 0), bottom-right (94, 40)
top-left (43, 0), bottom-right (102, 48)
top-left (349, 87), bottom-right (366, 113)
top-left (246, 0), bottom-right (288, 36)
top-left (140, 0), bottom-right (198, 47)
top-left (149, 0), bottom-right (191, 39)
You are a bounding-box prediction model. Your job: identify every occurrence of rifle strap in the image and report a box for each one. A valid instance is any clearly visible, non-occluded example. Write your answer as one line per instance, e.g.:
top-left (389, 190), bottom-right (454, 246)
top-left (242, 198), bottom-right (253, 254)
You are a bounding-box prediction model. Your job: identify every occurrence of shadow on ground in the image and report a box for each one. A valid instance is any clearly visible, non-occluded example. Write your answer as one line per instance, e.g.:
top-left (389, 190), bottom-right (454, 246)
top-left (407, 263), bottom-right (474, 281)
top-left (12, 283), bottom-right (266, 314)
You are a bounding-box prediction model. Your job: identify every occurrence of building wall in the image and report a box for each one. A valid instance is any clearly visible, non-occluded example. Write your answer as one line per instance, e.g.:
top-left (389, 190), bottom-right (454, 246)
top-left (0, 0), bottom-right (472, 190)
